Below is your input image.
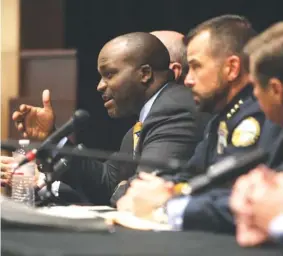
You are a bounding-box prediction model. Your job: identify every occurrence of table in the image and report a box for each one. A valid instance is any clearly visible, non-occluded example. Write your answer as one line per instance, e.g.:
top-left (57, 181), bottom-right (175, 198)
top-left (1, 198), bottom-right (282, 256)
top-left (2, 228), bottom-right (282, 256)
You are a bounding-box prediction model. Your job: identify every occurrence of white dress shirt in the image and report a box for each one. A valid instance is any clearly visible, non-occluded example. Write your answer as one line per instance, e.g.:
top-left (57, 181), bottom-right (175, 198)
top-left (166, 196), bottom-right (191, 230)
top-left (269, 213), bottom-right (283, 242)
top-left (139, 84), bottom-right (167, 122)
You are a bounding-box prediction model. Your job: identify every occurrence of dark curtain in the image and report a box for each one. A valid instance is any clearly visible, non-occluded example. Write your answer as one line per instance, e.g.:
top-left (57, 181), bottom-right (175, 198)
top-left (64, 0), bottom-right (283, 151)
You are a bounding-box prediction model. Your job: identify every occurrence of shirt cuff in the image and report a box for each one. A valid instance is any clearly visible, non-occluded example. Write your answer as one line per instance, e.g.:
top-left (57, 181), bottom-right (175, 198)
top-left (268, 213), bottom-right (283, 240)
top-left (166, 196), bottom-right (191, 231)
top-left (51, 181), bottom-right (61, 197)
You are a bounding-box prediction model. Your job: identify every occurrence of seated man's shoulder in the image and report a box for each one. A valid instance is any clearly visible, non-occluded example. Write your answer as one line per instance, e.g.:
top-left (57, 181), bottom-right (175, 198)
top-left (162, 83), bottom-right (195, 103)
top-left (150, 84), bottom-right (196, 118)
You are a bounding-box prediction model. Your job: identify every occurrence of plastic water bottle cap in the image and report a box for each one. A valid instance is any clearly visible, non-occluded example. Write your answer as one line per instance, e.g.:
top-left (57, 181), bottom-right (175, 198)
top-left (19, 140), bottom-right (30, 146)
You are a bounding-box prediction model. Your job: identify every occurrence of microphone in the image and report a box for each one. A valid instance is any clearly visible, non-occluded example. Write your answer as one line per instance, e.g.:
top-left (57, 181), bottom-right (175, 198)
top-left (15, 109), bottom-right (90, 169)
top-left (172, 148), bottom-right (268, 196)
top-left (35, 144), bottom-right (85, 193)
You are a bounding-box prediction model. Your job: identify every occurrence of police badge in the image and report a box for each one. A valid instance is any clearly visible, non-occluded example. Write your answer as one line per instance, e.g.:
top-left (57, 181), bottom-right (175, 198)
top-left (217, 121), bottom-right (228, 154)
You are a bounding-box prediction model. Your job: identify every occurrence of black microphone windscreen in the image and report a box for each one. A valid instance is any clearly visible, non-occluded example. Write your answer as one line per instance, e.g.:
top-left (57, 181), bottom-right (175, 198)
top-left (41, 109), bottom-right (90, 146)
top-left (73, 109), bottom-right (90, 125)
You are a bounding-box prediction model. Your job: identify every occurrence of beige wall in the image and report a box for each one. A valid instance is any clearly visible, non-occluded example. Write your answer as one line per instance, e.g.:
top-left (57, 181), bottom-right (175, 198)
top-left (1, 0), bottom-right (20, 140)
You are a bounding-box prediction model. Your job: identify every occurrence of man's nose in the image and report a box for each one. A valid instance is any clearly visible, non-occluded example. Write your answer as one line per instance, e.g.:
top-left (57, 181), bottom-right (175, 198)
top-left (184, 74), bottom-right (195, 88)
top-left (97, 79), bottom-right (107, 92)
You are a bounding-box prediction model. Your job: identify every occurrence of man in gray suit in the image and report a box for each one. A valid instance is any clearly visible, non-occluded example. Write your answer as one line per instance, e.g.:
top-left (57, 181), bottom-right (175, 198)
top-left (10, 32), bottom-right (207, 205)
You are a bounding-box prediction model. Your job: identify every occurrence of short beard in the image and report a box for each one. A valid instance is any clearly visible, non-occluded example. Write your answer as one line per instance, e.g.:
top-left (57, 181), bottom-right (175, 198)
top-left (198, 79), bottom-right (229, 114)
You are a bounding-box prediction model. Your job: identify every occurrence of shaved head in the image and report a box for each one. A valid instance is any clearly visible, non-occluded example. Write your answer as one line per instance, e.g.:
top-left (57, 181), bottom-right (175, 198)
top-left (150, 30), bottom-right (186, 65)
top-left (150, 30), bottom-right (187, 83)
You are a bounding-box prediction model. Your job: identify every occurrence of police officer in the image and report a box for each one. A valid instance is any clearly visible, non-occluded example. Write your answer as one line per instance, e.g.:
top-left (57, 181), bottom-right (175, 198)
top-left (180, 15), bottom-right (282, 176)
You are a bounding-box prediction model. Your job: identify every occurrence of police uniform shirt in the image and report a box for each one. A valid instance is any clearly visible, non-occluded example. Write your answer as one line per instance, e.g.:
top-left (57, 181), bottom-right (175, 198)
top-left (182, 85), bottom-right (266, 177)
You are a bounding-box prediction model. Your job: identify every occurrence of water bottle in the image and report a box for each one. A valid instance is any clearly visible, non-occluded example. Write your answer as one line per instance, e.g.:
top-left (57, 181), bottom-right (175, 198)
top-left (11, 140), bottom-right (36, 206)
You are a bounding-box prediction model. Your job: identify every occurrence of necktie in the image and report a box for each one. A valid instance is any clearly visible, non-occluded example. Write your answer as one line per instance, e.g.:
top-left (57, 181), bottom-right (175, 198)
top-left (133, 121), bottom-right (142, 154)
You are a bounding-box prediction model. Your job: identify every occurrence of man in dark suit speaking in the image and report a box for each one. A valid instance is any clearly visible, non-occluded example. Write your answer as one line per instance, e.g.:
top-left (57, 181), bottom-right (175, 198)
top-left (11, 32), bottom-right (206, 205)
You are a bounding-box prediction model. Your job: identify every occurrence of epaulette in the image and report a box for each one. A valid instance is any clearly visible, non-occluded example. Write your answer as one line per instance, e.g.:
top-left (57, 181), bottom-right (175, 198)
top-left (226, 99), bottom-right (244, 119)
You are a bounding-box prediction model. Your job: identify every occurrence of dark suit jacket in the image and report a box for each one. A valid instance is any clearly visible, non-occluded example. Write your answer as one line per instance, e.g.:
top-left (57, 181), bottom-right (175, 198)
top-left (61, 82), bottom-right (210, 205)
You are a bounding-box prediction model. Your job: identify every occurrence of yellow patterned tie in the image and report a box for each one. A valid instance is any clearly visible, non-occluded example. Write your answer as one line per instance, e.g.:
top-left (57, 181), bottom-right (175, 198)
top-left (133, 121), bottom-right (143, 153)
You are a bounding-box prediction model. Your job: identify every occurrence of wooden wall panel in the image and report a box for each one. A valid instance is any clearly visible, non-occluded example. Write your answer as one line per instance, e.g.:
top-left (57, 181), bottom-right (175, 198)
top-left (20, 50), bottom-right (77, 100)
top-left (1, 0), bottom-right (20, 141)
top-left (9, 50), bottom-right (78, 139)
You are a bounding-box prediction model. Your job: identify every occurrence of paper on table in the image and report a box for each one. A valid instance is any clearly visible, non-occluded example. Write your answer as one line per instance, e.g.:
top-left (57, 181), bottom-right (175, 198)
top-left (37, 205), bottom-right (171, 231)
top-left (36, 206), bottom-right (111, 219)
top-left (37, 206), bottom-right (112, 221)
top-left (101, 211), bottom-right (172, 231)
top-left (2, 197), bottom-right (109, 232)
top-left (77, 205), bottom-right (115, 211)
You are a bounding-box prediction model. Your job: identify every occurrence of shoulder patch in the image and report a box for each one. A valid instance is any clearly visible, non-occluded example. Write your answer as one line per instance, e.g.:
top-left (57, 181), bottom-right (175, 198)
top-left (232, 117), bottom-right (261, 147)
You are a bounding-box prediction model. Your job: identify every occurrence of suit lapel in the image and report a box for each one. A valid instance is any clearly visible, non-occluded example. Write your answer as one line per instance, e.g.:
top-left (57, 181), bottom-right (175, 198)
top-left (134, 83), bottom-right (172, 155)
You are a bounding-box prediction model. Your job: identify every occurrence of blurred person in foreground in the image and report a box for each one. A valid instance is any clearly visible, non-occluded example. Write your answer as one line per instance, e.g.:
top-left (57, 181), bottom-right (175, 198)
top-left (230, 22), bottom-right (283, 247)
top-left (117, 15), bottom-right (283, 233)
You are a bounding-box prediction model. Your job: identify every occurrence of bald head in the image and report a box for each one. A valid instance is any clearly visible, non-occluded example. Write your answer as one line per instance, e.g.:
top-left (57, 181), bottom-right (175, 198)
top-left (150, 31), bottom-right (187, 83)
top-left (100, 32), bottom-right (170, 71)
top-left (150, 31), bottom-right (185, 64)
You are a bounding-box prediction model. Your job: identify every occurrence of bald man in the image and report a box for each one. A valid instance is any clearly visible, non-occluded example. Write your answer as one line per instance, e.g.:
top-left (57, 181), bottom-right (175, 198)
top-left (11, 32), bottom-right (205, 206)
top-left (151, 31), bottom-right (187, 83)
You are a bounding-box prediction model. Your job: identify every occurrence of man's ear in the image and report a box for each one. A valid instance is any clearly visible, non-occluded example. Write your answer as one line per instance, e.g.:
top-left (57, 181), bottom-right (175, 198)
top-left (269, 77), bottom-right (283, 103)
top-left (169, 62), bottom-right (182, 80)
top-left (140, 64), bottom-right (152, 84)
top-left (224, 55), bottom-right (241, 82)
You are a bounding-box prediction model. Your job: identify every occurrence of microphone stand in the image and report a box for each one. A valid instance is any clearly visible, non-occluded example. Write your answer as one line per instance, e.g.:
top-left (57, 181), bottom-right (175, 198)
top-left (35, 150), bottom-right (65, 207)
